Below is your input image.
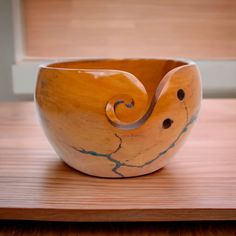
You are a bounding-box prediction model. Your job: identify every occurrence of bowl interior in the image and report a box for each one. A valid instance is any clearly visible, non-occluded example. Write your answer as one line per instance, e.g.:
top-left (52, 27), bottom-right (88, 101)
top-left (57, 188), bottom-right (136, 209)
top-left (46, 59), bottom-right (188, 104)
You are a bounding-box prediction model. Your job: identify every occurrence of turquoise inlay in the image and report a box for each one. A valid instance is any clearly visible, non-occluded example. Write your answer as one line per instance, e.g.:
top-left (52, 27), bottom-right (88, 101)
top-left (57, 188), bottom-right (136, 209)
top-left (72, 109), bottom-right (198, 177)
top-left (72, 133), bottom-right (124, 177)
top-left (125, 113), bottom-right (198, 168)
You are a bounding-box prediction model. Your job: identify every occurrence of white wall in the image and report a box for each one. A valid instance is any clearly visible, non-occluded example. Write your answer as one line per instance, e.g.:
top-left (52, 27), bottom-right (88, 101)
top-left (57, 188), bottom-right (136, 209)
top-left (0, 0), bottom-right (32, 101)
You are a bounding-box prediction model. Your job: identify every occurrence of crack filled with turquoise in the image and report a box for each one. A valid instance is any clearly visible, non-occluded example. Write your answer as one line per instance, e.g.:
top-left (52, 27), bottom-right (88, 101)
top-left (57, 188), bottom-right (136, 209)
top-left (72, 108), bottom-right (198, 177)
top-left (72, 133), bottom-right (124, 177)
top-left (124, 113), bottom-right (197, 168)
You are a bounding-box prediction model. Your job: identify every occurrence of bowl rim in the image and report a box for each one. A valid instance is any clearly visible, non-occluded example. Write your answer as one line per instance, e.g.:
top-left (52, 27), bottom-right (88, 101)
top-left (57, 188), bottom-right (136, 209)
top-left (39, 57), bottom-right (196, 71)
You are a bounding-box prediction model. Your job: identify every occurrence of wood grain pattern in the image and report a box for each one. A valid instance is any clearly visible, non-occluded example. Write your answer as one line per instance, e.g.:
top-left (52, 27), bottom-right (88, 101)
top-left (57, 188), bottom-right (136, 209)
top-left (35, 59), bottom-right (201, 178)
top-left (0, 100), bottom-right (236, 221)
top-left (22, 0), bottom-right (236, 59)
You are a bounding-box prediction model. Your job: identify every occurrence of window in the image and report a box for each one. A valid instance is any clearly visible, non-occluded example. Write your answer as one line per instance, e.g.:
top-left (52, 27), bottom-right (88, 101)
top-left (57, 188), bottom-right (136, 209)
top-left (12, 0), bottom-right (236, 96)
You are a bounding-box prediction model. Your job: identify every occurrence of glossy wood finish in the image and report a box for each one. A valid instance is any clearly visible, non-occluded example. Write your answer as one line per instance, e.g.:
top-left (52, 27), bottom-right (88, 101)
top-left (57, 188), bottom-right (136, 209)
top-left (22, 0), bottom-right (236, 59)
top-left (35, 59), bottom-right (201, 178)
top-left (0, 100), bottom-right (236, 221)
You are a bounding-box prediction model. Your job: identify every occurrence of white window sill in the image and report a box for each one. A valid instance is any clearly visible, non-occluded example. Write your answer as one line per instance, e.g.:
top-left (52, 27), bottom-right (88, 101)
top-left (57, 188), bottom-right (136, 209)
top-left (12, 60), bottom-right (236, 97)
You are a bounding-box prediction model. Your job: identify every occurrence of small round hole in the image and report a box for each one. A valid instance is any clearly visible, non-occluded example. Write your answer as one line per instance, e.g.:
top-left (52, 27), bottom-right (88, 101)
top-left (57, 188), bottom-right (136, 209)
top-left (177, 89), bottom-right (185, 100)
top-left (162, 118), bottom-right (173, 129)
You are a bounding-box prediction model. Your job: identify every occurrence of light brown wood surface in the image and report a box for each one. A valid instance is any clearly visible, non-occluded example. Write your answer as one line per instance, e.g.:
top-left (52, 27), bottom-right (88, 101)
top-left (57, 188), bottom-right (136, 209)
top-left (22, 0), bottom-right (236, 59)
top-left (35, 59), bottom-right (201, 178)
top-left (0, 99), bottom-right (236, 221)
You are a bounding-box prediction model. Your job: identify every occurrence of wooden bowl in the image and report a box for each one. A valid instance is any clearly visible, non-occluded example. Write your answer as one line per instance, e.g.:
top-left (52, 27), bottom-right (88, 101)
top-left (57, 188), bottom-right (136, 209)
top-left (35, 59), bottom-right (201, 178)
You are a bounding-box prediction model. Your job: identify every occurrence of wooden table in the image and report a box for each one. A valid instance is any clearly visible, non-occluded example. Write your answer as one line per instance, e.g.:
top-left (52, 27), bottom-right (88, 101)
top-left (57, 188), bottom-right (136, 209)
top-left (0, 100), bottom-right (236, 222)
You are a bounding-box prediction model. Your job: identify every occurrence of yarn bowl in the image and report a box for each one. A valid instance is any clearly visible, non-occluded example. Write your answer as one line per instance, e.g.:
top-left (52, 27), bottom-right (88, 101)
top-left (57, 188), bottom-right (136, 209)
top-left (35, 59), bottom-right (201, 178)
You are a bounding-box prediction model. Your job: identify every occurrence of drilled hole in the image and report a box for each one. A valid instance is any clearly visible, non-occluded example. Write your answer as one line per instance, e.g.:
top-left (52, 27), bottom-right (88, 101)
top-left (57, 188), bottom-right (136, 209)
top-left (177, 89), bottom-right (185, 100)
top-left (162, 118), bottom-right (173, 129)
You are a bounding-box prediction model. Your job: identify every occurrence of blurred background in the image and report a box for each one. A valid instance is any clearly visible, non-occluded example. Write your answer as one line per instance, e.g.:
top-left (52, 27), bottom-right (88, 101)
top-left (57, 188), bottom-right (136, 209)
top-left (0, 0), bottom-right (236, 100)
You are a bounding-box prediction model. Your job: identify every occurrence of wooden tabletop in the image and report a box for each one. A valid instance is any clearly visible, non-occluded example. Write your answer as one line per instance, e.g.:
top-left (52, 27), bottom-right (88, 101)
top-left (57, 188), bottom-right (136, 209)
top-left (0, 100), bottom-right (236, 221)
